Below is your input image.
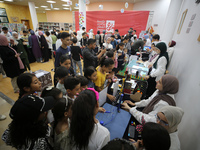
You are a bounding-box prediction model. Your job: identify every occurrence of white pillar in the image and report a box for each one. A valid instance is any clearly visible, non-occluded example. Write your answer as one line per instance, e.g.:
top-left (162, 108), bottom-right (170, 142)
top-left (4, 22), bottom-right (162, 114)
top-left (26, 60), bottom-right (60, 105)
top-left (161, 0), bottom-right (183, 44)
top-left (28, 2), bottom-right (38, 31)
top-left (79, 0), bottom-right (86, 30)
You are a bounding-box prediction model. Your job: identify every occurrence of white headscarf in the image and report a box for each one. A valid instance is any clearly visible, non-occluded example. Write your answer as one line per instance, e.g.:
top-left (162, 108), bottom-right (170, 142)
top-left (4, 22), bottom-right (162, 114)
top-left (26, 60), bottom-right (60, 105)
top-left (159, 106), bottom-right (184, 133)
top-left (12, 32), bottom-right (19, 45)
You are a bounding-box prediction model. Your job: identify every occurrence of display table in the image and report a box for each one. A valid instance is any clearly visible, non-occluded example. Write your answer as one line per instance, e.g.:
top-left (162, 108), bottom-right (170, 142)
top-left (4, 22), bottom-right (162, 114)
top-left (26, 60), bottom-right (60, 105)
top-left (96, 103), bottom-right (131, 140)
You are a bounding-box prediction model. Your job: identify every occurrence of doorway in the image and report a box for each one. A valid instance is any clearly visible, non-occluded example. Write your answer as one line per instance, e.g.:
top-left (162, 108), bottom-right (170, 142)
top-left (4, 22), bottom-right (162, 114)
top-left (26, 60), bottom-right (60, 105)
top-left (21, 19), bottom-right (30, 29)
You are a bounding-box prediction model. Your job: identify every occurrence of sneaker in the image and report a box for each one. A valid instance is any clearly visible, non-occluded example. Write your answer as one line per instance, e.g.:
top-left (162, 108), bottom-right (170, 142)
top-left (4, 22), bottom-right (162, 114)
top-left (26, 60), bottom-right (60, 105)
top-left (0, 115), bottom-right (6, 121)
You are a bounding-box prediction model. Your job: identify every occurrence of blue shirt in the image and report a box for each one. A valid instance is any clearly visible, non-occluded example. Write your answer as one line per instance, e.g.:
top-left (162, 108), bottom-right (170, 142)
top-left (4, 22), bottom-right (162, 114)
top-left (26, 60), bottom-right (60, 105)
top-left (55, 46), bottom-right (71, 67)
top-left (88, 80), bottom-right (95, 88)
top-left (111, 40), bottom-right (118, 49)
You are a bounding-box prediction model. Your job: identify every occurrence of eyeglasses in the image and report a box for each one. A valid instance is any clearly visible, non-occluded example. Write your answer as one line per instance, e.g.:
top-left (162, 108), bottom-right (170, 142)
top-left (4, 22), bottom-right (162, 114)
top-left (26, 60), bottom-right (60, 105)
top-left (155, 114), bottom-right (169, 126)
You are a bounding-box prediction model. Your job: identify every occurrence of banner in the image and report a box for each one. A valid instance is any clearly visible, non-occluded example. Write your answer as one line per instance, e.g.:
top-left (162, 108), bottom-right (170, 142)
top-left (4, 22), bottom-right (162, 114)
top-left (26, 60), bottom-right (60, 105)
top-left (75, 11), bottom-right (149, 36)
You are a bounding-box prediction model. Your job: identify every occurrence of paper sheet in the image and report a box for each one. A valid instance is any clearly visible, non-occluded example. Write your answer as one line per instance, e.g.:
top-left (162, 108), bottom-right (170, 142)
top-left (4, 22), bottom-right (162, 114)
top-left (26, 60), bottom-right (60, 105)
top-left (113, 81), bottom-right (119, 96)
top-left (99, 87), bottom-right (108, 106)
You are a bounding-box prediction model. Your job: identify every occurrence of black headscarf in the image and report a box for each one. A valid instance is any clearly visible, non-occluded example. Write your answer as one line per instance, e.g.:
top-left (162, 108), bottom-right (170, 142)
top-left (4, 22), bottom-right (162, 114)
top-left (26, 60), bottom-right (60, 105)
top-left (153, 42), bottom-right (169, 69)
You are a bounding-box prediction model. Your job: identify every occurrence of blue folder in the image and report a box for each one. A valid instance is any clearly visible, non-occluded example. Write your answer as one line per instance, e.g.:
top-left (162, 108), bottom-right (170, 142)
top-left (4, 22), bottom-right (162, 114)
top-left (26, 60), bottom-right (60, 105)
top-left (96, 103), bottom-right (131, 140)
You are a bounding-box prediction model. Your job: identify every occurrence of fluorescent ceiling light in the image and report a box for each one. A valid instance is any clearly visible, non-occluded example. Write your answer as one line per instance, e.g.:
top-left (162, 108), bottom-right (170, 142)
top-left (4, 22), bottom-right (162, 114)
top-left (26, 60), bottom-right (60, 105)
top-left (0, 1), bottom-right (4, 2)
top-left (63, 7), bottom-right (69, 9)
top-left (74, 7), bottom-right (79, 9)
top-left (45, 9), bottom-right (51, 10)
top-left (41, 6), bottom-right (48, 8)
top-left (35, 7), bottom-right (39, 8)
top-left (47, 1), bottom-right (56, 3)
top-left (4, 0), bottom-right (13, 2)
top-left (54, 8), bottom-right (59, 10)
top-left (61, 0), bottom-right (69, 2)
top-left (62, 4), bottom-right (70, 6)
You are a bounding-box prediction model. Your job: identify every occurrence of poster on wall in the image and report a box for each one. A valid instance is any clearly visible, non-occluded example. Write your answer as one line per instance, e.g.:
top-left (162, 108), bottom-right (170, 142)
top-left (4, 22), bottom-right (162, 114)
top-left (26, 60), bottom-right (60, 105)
top-left (75, 11), bottom-right (150, 36)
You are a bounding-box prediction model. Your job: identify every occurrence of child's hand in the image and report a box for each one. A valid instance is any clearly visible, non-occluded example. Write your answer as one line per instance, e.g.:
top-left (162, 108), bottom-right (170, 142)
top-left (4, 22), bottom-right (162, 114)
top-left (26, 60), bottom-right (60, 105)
top-left (98, 107), bottom-right (106, 113)
top-left (107, 79), bottom-right (112, 83)
top-left (107, 94), bottom-right (116, 102)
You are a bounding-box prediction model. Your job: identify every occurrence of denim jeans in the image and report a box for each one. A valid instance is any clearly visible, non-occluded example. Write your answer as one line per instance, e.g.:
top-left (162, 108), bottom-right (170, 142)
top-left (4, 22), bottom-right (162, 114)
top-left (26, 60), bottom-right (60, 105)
top-left (72, 59), bottom-right (83, 76)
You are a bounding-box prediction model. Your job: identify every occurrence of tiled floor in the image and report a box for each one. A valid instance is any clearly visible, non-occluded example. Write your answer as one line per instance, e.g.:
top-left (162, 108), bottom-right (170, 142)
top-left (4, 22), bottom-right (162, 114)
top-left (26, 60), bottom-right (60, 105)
top-left (0, 97), bottom-right (16, 150)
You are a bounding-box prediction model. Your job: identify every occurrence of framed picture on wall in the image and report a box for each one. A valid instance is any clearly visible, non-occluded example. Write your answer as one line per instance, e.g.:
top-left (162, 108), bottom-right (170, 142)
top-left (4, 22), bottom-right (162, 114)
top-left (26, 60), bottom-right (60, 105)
top-left (177, 9), bottom-right (188, 34)
top-left (0, 8), bottom-right (9, 23)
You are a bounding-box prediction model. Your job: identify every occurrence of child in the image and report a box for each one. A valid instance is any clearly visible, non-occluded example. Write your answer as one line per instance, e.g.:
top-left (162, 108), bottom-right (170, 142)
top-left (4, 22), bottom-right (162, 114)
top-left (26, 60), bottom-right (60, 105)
top-left (54, 55), bottom-right (74, 86)
top-left (84, 66), bottom-right (97, 89)
top-left (68, 89), bottom-right (110, 150)
top-left (80, 32), bottom-right (88, 48)
top-left (77, 75), bottom-right (106, 113)
top-left (41, 86), bottom-right (63, 123)
top-left (124, 48), bottom-right (129, 63)
top-left (64, 76), bottom-right (81, 101)
top-left (21, 30), bottom-right (29, 46)
top-left (17, 73), bottom-right (42, 99)
top-left (55, 66), bottom-right (69, 95)
top-left (76, 76), bottom-right (89, 91)
top-left (2, 95), bottom-right (55, 150)
top-left (41, 86), bottom-right (63, 100)
top-left (94, 56), bottom-right (115, 101)
top-left (103, 37), bottom-right (113, 50)
top-left (60, 55), bottom-right (74, 76)
top-left (55, 32), bottom-right (71, 67)
top-left (116, 43), bottom-right (125, 70)
top-left (94, 56), bottom-right (114, 91)
top-left (110, 35), bottom-right (118, 49)
top-left (71, 38), bottom-right (83, 76)
top-left (51, 31), bottom-right (57, 51)
top-left (52, 97), bottom-right (73, 150)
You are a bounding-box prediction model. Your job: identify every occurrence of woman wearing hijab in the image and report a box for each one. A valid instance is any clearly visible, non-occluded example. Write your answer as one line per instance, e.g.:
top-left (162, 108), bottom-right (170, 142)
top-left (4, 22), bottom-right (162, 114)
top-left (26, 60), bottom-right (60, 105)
top-left (145, 42), bottom-right (169, 98)
top-left (167, 40), bottom-right (176, 62)
top-left (0, 35), bottom-right (24, 93)
top-left (157, 106), bottom-right (184, 150)
top-left (38, 31), bottom-right (49, 62)
top-left (28, 30), bottom-right (42, 62)
top-left (121, 74), bottom-right (179, 124)
top-left (11, 32), bottom-right (32, 73)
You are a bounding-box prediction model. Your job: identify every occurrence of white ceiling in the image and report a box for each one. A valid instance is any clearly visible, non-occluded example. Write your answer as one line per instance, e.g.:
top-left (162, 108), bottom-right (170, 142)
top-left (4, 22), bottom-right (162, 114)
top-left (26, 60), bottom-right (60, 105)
top-left (0, 0), bottom-right (147, 13)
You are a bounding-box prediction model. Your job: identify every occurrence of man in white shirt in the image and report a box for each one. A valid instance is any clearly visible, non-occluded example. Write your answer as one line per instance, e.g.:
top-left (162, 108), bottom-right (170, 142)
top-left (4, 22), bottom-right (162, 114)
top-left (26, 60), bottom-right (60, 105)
top-left (1, 27), bottom-right (11, 41)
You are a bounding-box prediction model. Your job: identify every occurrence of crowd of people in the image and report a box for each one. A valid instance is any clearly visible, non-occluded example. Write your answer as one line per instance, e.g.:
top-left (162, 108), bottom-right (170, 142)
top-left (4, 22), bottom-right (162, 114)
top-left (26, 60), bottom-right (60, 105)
top-left (0, 25), bottom-right (183, 150)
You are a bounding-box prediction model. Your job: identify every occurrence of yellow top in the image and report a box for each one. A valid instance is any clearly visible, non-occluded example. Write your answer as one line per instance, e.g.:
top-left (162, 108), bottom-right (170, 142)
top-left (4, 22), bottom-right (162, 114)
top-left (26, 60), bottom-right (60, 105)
top-left (94, 66), bottom-right (107, 89)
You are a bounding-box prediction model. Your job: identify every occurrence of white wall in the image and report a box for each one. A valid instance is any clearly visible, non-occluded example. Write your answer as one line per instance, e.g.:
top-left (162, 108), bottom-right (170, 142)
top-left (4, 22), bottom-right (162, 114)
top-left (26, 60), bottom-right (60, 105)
top-left (133, 0), bottom-right (171, 34)
top-left (168, 0), bottom-right (200, 149)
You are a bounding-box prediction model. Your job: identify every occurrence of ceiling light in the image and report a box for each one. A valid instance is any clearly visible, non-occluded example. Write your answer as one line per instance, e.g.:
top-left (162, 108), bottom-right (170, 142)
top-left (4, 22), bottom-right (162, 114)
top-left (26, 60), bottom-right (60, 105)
top-left (41, 6), bottom-right (48, 8)
top-left (47, 1), bottom-right (56, 3)
top-left (45, 9), bottom-right (51, 10)
top-left (62, 4), bottom-right (70, 7)
top-left (35, 7), bottom-right (39, 8)
top-left (61, 0), bottom-right (69, 2)
top-left (63, 7), bottom-right (69, 9)
top-left (0, 1), bottom-right (4, 2)
top-left (74, 7), bottom-right (79, 9)
top-left (4, 0), bottom-right (13, 2)
top-left (54, 8), bottom-right (59, 10)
